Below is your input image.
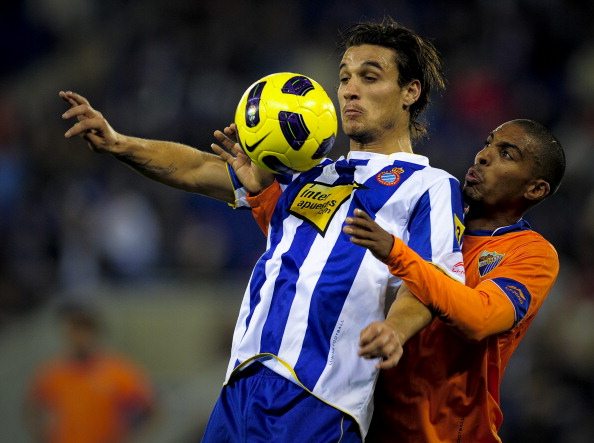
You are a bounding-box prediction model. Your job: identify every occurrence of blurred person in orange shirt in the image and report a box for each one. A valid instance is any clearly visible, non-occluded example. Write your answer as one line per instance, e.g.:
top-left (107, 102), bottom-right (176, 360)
top-left (24, 302), bottom-right (155, 443)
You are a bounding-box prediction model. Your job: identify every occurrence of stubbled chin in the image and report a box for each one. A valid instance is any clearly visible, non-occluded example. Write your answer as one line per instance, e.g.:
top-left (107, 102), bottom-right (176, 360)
top-left (343, 124), bottom-right (371, 143)
top-left (463, 186), bottom-right (480, 204)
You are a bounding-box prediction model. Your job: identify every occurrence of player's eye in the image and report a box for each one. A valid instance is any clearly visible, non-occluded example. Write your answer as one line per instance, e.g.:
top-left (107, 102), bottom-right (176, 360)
top-left (501, 149), bottom-right (512, 159)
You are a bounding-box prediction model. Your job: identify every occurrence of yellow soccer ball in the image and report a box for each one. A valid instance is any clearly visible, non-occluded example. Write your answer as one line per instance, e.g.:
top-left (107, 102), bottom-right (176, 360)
top-left (234, 72), bottom-right (337, 174)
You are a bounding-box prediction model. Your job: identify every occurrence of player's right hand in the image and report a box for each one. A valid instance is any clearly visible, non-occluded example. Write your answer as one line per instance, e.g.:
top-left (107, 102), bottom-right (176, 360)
top-left (211, 123), bottom-right (275, 195)
top-left (59, 91), bottom-right (121, 153)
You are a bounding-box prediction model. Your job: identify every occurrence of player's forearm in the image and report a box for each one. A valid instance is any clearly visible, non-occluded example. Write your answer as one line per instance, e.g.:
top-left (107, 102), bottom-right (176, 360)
top-left (111, 136), bottom-right (235, 201)
top-left (385, 285), bottom-right (433, 344)
top-left (386, 238), bottom-right (514, 341)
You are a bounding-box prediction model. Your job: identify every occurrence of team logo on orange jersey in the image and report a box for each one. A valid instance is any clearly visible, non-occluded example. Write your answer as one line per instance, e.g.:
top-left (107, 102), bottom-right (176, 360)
top-left (478, 250), bottom-right (504, 276)
top-left (376, 167), bottom-right (404, 186)
top-left (289, 181), bottom-right (362, 235)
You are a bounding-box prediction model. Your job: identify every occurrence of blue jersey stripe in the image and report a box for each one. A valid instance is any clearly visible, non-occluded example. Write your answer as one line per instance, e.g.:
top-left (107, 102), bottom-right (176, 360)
top-left (407, 190), bottom-right (433, 260)
top-left (227, 163), bottom-right (243, 190)
top-left (258, 223), bottom-right (318, 355)
top-left (450, 177), bottom-right (464, 252)
top-left (243, 221), bottom-right (282, 335)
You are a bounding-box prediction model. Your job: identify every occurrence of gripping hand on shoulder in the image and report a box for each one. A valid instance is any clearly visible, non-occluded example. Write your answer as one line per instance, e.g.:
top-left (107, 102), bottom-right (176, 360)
top-left (60, 90), bottom-right (122, 154)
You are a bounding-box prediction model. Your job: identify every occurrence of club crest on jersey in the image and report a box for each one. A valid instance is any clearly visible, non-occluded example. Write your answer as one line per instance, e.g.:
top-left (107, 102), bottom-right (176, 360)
top-left (376, 167), bottom-right (404, 186)
top-left (290, 181), bottom-right (361, 235)
top-left (478, 250), bottom-right (504, 277)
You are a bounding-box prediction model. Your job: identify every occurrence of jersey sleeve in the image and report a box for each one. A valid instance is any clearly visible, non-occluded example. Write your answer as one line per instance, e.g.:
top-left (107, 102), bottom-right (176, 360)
top-left (385, 236), bottom-right (559, 340)
top-left (406, 177), bottom-right (465, 283)
top-left (246, 180), bottom-right (282, 236)
top-left (226, 163), bottom-right (291, 211)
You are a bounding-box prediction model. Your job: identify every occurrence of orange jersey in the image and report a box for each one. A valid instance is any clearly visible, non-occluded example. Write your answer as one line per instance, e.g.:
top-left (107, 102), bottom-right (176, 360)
top-left (368, 221), bottom-right (559, 443)
top-left (28, 353), bottom-right (154, 443)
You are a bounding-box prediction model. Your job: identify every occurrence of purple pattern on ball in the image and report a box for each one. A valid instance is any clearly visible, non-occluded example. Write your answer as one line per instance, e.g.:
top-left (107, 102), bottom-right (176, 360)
top-left (278, 111), bottom-right (310, 150)
top-left (245, 81), bottom-right (266, 128)
top-left (281, 76), bottom-right (315, 96)
top-left (312, 135), bottom-right (335, 159)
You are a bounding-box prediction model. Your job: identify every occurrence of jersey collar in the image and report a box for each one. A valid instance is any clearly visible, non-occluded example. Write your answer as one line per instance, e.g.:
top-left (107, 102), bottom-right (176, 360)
top-left (345, 150), bottom-right (429, 165)
top-left (466, 218), bottom-right (533, 237)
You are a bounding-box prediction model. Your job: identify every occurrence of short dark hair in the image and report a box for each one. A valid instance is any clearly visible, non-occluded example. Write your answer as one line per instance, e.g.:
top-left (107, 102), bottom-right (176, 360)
top-left (511, 119), bottom-right (566, 196)
top-left (338, 16), bottom-right (446, 140)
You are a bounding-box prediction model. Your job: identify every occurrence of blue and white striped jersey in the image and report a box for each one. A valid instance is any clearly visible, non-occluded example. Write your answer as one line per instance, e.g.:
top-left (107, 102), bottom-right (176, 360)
top-left (225, 150), bottom-right (465, 437)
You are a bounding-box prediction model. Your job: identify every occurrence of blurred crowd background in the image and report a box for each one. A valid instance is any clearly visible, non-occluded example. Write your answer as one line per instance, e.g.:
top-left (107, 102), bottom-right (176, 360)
top-left (1, 0), bottom-right (594, 441)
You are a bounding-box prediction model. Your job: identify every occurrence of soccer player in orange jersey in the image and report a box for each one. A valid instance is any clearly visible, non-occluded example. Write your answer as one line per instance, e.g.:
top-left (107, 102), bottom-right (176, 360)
top-left (341, 119), bottom-right (566, 442)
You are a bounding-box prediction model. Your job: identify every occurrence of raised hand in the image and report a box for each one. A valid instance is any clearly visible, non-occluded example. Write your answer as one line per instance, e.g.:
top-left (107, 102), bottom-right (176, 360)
top-left (343, 209), bottom-right (395, 261)
top-left (59, 90), bottom-right (121, 153)
top-left (212, 123), bottom-right (274, 195)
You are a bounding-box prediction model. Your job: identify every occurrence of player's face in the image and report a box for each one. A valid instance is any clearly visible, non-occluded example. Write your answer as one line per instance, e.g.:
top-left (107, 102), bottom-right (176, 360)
top-left (463, 122), bottom-right (540, 209)
top-left (338, 44), bottom-right (411, 146)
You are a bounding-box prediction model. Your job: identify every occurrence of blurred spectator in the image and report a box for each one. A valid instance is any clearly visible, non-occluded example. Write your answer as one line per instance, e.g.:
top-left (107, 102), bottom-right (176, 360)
top-left (24, 302), bottom-right (155, 443)
top-left (90, 187), bottom-right (162, 281)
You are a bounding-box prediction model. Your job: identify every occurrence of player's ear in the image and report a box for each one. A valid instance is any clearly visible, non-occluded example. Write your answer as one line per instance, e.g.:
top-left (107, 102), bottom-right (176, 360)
top-left (402, 79), bottom-right (421, 108)
top-left (524, 179), bottom-right (550, 202)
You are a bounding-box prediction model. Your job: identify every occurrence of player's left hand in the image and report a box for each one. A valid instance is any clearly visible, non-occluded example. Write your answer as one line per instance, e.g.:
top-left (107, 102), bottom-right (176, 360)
top-left (211, 123), bottom-right (274, 195)
top-left (343, 209), bottom-right (394, 261)
top-left (359, 321), bottom-right (404, 369)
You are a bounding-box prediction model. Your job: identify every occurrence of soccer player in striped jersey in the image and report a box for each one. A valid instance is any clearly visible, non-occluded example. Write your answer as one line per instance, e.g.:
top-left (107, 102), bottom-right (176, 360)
top-left (60, 18), bottom-right (463, 442)
top-left (343, 119), bottom-right (566, 442)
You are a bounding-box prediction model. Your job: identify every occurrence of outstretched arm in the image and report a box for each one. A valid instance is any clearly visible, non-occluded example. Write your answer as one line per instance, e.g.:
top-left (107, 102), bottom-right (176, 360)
top-left (59, 91), bottom-right (273, 202)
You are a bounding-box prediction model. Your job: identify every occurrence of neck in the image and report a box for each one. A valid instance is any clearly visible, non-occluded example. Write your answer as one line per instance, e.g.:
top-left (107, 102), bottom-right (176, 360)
top-left (465, 206), bottom-right (523, 232)
top-left (349, 128), bottom-right (413, 155)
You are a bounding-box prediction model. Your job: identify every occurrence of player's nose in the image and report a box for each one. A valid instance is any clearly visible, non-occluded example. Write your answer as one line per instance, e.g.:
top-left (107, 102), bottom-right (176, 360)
top-left (341, 80), bottom-right (360, 100)
top-left (475, 147), bottom-right (491, 165)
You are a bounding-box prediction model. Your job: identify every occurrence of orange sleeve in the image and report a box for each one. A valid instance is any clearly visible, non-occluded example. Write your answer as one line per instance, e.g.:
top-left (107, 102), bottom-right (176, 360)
top-left (385, 237), bottom-right (544, 341)
top-left (246, 180), bottom-right (282, 236)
